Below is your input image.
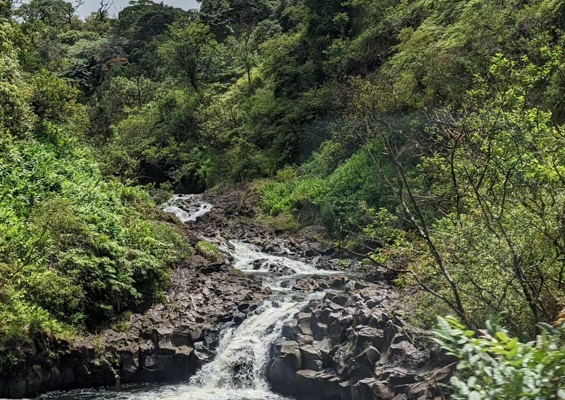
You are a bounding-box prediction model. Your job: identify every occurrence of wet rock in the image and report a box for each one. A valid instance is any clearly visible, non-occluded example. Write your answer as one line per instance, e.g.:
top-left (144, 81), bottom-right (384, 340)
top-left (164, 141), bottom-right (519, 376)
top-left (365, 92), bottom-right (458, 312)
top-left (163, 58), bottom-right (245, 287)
top-left (47, 366), bottom-right (62, 390)
top-left (9, 380), bottom-right (26, 399)
top-left (297, 333), bottom-right (314, 344)
top-left (313, 338), bottom-right (333, 367)
top-left (312, 322), bottom-right (328, 341)
top-left (352, 378), bottom-right (378, 400)
top-left (318, 372), bottom-right (341, 399)
top-left (281, 320), bottom-right (300, 340)
top-left (266, 280), bottom-right (455, 400)
top-left (339, 380), bottom-right (353, 400)
top-left (354, 326), bottom-right (384, 349)
top-left (298, 319), bottom-right (313, 337)
top-left (60, 365), bottom-right (76, 388)
top-left (371, 380), bottom-right (396, 399)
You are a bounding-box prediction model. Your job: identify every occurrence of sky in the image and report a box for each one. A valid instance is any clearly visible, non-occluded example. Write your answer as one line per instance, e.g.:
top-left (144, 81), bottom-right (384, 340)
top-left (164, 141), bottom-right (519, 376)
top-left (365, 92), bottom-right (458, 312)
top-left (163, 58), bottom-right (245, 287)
top-left (77, 0), bottom-right (200, 18)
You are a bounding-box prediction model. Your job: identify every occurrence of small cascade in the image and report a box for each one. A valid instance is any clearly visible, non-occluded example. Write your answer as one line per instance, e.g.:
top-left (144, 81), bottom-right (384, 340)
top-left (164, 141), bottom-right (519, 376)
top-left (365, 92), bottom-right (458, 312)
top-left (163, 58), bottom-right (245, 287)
top-left (158, 196), bottom-right (320, 399)
top-left (162, 194), bottom-right (213, 222)
top-left (191, 301), bottom-right (301, 391)
top-left (44, 196), bottom-right (332, 400)
top-left (228, 241), bottom-right (317, 275)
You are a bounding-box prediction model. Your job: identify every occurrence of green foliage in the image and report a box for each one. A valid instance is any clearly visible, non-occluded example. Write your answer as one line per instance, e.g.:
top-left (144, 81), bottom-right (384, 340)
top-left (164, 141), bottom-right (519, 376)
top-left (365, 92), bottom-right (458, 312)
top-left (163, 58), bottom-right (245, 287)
top-left (434, 316), bottom-right (565, 399)
top-left (118, 0), bottom-right (191, 76)
top-left (0, 132), bottom-right (192, 331)
top-left (159, 20), bottom-right (221, 91)
top-left (0, 286), bottom-right (69, 341)
top-left (101, 88), bottom-right (209, 188)
top-left (405, 52), bottom-right (565, 330)
top-left (261, 142), bottom-right (392, 236)
top-left (0, 12), bottom-right (192, 341)
top-left (6, 0), bottom-right (565, 371)
top-left (257, 211), bottom-right (300, 233)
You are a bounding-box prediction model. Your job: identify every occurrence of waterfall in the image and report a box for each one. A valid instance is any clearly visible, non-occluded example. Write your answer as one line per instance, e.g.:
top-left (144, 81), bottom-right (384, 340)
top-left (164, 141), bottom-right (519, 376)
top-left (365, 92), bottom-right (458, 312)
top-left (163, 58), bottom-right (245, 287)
top-left (190, 301), bottom-right (301, 390)
top-left (156, 195), bottom-right (308, 399)
top-left (228, 241), bottom-right (317, 275)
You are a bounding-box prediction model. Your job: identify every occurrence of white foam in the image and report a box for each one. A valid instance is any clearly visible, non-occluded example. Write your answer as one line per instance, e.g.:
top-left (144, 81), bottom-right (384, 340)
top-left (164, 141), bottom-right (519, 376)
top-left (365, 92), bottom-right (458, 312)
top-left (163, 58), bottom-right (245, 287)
top-left (226, 241), bottom-right (316, 274)
top-left (190, 301), bottom-right (301, 392)
top-left (162, 194), bottom-right (213, 222)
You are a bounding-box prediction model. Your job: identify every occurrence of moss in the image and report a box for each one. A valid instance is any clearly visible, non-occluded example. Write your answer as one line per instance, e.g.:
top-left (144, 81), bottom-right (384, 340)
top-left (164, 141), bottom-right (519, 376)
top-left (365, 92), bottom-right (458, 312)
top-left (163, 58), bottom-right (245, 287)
top-left (110, 311), bottom-right (133, 333)
top-left (196, 241), bottom-right (220, 261)
top-left (256, 212), bottom-right (300, 233)
top-left (93, 337), bottom-right (106, 359)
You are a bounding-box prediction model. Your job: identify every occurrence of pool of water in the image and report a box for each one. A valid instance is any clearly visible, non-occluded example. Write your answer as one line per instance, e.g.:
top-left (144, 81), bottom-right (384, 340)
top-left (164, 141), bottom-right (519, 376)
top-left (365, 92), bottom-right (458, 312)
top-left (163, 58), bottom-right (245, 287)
top-left (39, 384), bottom-right (290, 400)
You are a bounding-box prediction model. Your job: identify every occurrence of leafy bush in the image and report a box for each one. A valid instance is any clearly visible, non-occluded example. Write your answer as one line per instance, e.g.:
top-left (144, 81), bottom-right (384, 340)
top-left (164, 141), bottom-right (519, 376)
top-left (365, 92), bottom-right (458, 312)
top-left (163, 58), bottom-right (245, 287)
top-left (0, 131), bottom-right (192, 334)
top-left (434, 316), bottom-right (565, 400)
top-left (101, 88), bottom-right (207, 188)
top-left (260, 142), bottom-right (393, 237)
top-left (0, 286), bottom-right (68, 341)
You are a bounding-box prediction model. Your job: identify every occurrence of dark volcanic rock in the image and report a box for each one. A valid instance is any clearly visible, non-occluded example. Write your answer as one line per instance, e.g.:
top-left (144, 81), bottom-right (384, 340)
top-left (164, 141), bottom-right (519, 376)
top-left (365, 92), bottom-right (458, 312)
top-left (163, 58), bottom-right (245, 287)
top-left (0, 265), bottom-right (267, 398)
top-left (266, 281), bottom-right (455, 400)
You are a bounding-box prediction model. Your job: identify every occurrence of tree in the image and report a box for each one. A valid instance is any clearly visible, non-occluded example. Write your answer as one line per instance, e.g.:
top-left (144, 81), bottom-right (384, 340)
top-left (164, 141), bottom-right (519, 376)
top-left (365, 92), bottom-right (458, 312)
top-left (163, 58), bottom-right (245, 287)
top-left (345, 50), bottom-right (565, 333)
top-left (420, 53), bottom-right (565, 330)
top-left (117, 0), bottom-right (193, 78)
top-left (159, 20), bottom-right (220, 92)
top-left (199, 0), bottom-right (273, 39)
top-left (95, 0), bottom-right (112, 22)
top-left (16, 0), bottom-right (87, 30)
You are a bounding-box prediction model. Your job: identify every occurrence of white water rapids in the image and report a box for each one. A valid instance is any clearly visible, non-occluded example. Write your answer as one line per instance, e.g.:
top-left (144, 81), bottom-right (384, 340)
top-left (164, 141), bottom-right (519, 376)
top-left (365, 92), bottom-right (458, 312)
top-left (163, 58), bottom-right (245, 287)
top-left (51, 299), bottom-right (302, 399)
top-left (228, 241), bottom-right (316, 275)
top-left (162, 194), bottom-right (213, 223)
top-left (42, 195), bottom-right (334, 400)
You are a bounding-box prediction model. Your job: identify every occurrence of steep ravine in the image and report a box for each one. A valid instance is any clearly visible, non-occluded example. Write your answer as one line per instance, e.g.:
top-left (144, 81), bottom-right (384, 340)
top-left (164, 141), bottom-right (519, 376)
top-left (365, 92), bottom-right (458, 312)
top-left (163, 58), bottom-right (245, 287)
top-left (0, 189), bottom-right (454, 399)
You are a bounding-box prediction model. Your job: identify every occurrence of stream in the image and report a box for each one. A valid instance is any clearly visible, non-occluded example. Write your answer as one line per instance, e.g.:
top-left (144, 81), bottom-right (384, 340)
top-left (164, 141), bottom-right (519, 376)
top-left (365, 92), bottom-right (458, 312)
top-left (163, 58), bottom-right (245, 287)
top-left (40, 195), bottom-right (334, 400)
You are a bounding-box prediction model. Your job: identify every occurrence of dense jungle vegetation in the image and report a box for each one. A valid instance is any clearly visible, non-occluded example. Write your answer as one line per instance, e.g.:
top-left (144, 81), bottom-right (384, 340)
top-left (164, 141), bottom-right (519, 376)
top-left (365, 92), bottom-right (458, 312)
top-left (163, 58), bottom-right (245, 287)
top-left (2, 0), bottom-right (565, 396)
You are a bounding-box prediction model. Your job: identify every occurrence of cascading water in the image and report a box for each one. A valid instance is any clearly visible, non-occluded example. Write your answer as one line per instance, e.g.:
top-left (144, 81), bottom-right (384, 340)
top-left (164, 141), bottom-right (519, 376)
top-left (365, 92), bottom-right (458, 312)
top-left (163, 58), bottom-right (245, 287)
top-left (162, 194), bottom-right (213, 223)
top-left (227, 241), bottom-right (316, 275)
top-left (225, 240), bottom-right (344, 293)
top-left (41, 246), bottom-right (303, 400)
top-left (41, 195), bottom-right (331, 400)
top-left (192, 301), bottom-right (299, 390)
top-left (110, 299), bottom-right (305, 400)
top-left (178, 300), bottom-right (307, 400)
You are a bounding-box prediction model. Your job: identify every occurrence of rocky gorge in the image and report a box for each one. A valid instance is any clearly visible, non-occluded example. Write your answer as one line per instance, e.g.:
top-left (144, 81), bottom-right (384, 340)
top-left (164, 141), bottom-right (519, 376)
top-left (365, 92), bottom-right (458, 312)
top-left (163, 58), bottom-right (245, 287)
top-left (0, 188), bottom-right (455, 399)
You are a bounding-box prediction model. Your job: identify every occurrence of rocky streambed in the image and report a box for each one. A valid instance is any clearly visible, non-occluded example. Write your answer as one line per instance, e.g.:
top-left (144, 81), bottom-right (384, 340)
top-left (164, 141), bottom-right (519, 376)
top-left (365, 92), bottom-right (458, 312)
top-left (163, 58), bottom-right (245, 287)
top-left (0, 188), bottom-right (455, 399)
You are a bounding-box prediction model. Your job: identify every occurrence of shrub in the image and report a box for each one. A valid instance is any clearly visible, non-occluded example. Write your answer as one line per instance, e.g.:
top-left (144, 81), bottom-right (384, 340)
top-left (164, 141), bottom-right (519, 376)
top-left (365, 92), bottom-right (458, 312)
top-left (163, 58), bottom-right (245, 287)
top-left (434, 316), bottom-right (565, 400)
top-left (0, 130), bottom-right (192, 337)
top-left (260, 142), bottom-right (393, 237)
top-left (196, 241), bottom-right (220, 261)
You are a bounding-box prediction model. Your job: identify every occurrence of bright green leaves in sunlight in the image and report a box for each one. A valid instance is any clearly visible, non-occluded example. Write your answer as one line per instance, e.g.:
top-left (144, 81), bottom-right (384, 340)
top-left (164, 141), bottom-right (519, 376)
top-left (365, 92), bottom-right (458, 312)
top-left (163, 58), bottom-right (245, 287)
top-left (434, 317), bottom-right (565, 400)
top-left (414, 51), bottom-right (565, 331)
top-left (0, 132), bottom-right (192, 334)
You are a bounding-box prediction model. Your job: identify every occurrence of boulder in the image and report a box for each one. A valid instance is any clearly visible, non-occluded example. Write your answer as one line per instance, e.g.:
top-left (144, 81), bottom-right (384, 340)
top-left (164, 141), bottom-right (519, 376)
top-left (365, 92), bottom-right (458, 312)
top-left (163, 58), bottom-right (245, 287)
top-left (267, 341), bottom-right (302, 393)
top-left (300, 345), bottom-right (322, 371)
top-left (352, 378), bottom-right (378, 400)
top-left (295, 369), bottom-right (323, 396)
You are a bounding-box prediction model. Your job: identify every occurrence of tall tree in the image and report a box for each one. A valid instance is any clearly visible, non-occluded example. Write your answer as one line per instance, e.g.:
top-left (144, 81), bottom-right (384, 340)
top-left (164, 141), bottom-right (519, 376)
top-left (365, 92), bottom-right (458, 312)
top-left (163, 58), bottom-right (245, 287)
top-left (159, 20), bottom-right (219, 92)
